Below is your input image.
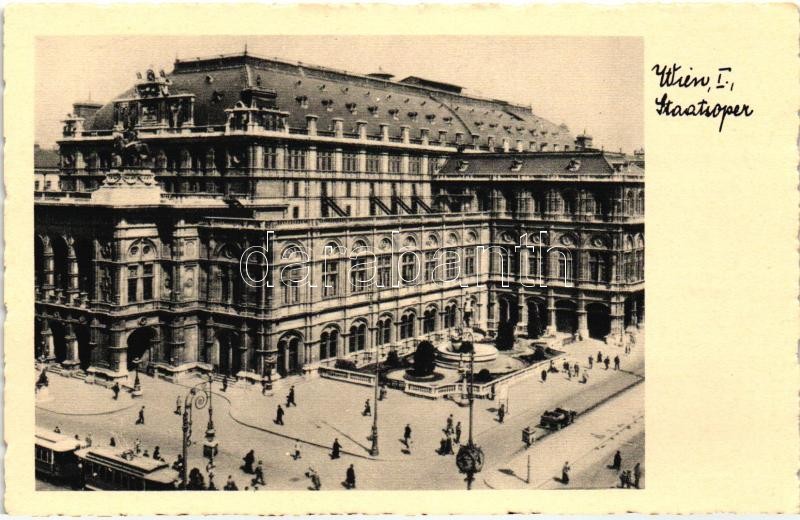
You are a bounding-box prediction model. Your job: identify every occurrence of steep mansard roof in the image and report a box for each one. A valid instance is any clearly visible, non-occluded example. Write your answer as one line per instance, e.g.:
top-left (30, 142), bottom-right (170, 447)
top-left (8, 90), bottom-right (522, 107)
top-left (437, 151), bottom-right (645, 177)
top-left (88, 53), bottom-right (574, 149)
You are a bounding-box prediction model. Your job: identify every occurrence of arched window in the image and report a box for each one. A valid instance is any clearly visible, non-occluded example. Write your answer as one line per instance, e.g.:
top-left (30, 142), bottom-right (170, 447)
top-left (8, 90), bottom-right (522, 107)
top-left (348, 322), bottom-right (366, 353)
top-left (463, 247), bottom-right (476, 276)
top-left (443, 303), bottom-right (458, 329)
top-left (400, 311), bottom-right (416, 340)
top-left (400, 251), bottom-right (418, 285)
top-left (423, 306), bottom-right (438, 333)
top-left (556, 250), bottom-right (573, 283)
top-left (319, 328), bottom-right (339, 360)
top-left (376, 316), bottom-right (392, 346)
top-left (588, 252), bottom-right (608, 283)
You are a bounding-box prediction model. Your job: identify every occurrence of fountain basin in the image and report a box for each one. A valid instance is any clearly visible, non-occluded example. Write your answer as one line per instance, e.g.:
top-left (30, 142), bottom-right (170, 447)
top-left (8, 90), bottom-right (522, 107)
top-left (435, 341), bottom-right (499, 370)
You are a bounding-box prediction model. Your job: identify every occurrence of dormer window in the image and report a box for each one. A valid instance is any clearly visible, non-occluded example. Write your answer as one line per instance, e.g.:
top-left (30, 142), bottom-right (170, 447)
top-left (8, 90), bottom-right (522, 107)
top-left (489, 123), bottom-right (498, 129)
top-left (319, 84), bottom-right (327, 91)
top-left (503, 125), bottom-right (511, 132)
top-left (425, 114), bottom-right (436, 123)
top-left (388, 108), bottom-right (399, 120)
top-left (443, 116), bottom-right (453, 126)
top-left (407, 111), bottom-right (418, 122)
top-left (456, 160), bottom-right (469, 173)
top-left (321, 99), bottom-right (334, 112)
top-left (510, 159), bottom-right (523, 172)
top-left (295, 95), bottom-right (309, 108)
top-left (346, 102), bottom-right (357, 114)
top-left (368, 105), bottom-right (379, 117)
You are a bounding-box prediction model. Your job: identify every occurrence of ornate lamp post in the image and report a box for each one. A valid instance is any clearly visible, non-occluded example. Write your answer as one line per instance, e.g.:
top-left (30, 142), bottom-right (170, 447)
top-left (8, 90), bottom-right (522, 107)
top-left (131, 357), bottom-right (143, 397)
top-left (369, 342), bottom-right (380, 457)
top-left (456, 350), bottom-right (484, 490)
top-left (180, 375), bottom-right (215, 489)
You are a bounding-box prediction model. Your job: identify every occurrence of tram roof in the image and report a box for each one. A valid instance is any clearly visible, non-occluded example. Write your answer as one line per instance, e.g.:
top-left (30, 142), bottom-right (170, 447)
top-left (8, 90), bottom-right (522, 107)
top-left (35, 427), bottom-right (85, 452)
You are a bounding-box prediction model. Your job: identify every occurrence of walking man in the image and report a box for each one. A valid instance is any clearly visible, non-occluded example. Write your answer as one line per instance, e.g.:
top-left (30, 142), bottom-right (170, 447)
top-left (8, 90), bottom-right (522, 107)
top-left (403, 424), bottom-right (412, 447)
top-left (242, 450), bottom-right (255, 473)
top-left (614, 355), bottom-right (620, 370)
top-left (574, 363), bottom-right (580, 377)
top-left (633, 462), bottom-right (641, 488)
top-left (135, 405), bottom-right (145, 425)
top-left (112, 382), bottom-right (120, 400)
top-left (446, 414), bottom-right (454, 434)
top-left (588, 356), bottom-right (593, 369)
top-left (362, 399), bottom-right (371, 416)
top-left (275, 404), bottom-right (285, 425)
top-left (604, 356), bottom-right (610, 370)
top-left (498, 403), bottom-right (506, 423)
top-left (253, 461), bottom-right (266, 486)
top-left (175, 395), bottom-right (182, 415)
top-left (287, 385), bottom-right (296, 407)
top-left (455, 421), bottom-right (462, 444)
top-left (597, 351), bottom-right (603, 363)
top-left (612, 450), bottom-right (622, 470)
top-left (541, 369), bottom-right (547, 383)
top-left (561, 461), bottom-right (571, 485)
top-left (222, 375), bottom-right (228, 392)
top-left (292, 440), bottom-right (302, 460)
top-left (345, 464), bottom-right (356, 489)
top-left (331, 438), bottom-right (341, 459)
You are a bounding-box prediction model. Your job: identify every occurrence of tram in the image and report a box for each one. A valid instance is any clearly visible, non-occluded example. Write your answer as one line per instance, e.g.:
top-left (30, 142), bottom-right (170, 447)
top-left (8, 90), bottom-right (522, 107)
top-left (35, 427), bottom-right (84, 484)
top-left (75, 447), bottom-right (179, 490)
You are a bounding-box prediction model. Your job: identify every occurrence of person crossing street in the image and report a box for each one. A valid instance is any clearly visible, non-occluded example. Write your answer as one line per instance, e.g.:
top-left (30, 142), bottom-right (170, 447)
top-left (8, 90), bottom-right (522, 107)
top-left (135, 405), bottom-right (145, 425)
top-left (275, 404), bottom-right (285, 425)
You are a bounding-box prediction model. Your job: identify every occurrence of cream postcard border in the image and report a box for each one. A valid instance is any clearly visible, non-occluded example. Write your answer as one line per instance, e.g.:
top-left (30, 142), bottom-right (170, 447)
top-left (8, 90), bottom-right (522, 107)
top-left (5, 4), bottom-right (799, 515)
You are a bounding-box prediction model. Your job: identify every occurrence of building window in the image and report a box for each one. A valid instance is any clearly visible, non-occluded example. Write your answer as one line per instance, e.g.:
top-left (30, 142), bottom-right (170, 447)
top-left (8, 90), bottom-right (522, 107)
top-left (342, 153), bottom-right (358, 173)
top-left (142, 264), bottom-right (154, 300)
top-left (264, 146), bottom-right (278, 169)
top-left (388, 155), bottom-right (402, 174)
top-left (320, 329), bottom-right (338, 360)
top-left (317, 150), bottom-right (334, 172)
top-left (349, 322), bottom-right (366, 352)
top-left (350, 257), bottom-right (369, 293)
top-left (293, 182), bottom-right (300, 197)
top-left (377, 255), bottom-right (391, 288)
top-left (464, 247), bottom-right (476, 276)
top-left (423, 306), bottom-right (437, 333)
top-left (376, 316), bottom-right (392, 346)
top-left (366, 155), bottom-right (380, 173)
top-left (322, 259), bottom-right (338, 298)
top-left (428, 158), bottom-right (440, 175)
top-left (444, 249), bottom-right (460, 279)
top-left (283, 266), bottom-right (302, 304)
top-left (127, 264), bottom-right (155, 302)
top-left (400, 312), bottom-right (416, 340)
top-left (286, 148), bottom-right (307, 171)
top-left (556, 250), bottom-right (573, 283)
top-left (400, 252), bottom-right (418, 284)
top-left (528, 247), bottom-right (547, 282)
top-left (127, 266), bottom-right (138, 302)
top-left (443, 303), bottom-right (457, 329)
top-left (424, 251), bottom-right (437, 282)
top-left (409, 156), bottom-right (421, 175)
top-left (588, 252), bottom-right (607, 283)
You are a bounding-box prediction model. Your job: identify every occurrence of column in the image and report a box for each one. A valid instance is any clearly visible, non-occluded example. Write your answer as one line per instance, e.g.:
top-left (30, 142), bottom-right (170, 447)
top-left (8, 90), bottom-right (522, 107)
top-left (41, 320), bottom-right (55, 361)
top-left (63, 323), bottom-right (80, 368)
top-left (608, 302), bottom-right (624, 345)
top-left (239, 323), bottom-right (250, 374)
top-left (67, 244), bottom-right (79, 298)
top-left (546, 292), bottom-right (557, 335)
top-left (256, 324), bottom-right (267, 377)
top-left (205, 317), bottom-right (216, 366)
top-left (577, 295), bottom-right (589, 340)
top-left (108, 322), bottom-right (127, 375)
top-left (169, 317), bottom-right (185, 365)
top-left (516, 296), bottom-right (528, 336)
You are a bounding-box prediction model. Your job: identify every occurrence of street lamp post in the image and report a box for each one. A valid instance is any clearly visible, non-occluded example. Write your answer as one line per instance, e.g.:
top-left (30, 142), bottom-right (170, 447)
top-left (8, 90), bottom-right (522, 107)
top-left (456, 350), bottom-right (484, 490)
top-left (131, 357), bottom-right (143, 397)
top-left (369, 344), bottom-right (380, 457)
top-left (180, 376), bottom-right (215, 489)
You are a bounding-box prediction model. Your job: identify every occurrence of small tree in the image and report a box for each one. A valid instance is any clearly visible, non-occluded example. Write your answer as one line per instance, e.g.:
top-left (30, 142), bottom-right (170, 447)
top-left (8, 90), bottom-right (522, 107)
top-left (413, 340), bottom-right (437, 377)
top-left (495, 322), bottom-right (516, 351)
top-left (386, 349), bottom-right (401, 368)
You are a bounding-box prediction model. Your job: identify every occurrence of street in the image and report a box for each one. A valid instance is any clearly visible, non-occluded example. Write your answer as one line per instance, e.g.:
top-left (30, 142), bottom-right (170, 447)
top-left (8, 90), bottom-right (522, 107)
top-left (37, 333), bottom-right (644, 490)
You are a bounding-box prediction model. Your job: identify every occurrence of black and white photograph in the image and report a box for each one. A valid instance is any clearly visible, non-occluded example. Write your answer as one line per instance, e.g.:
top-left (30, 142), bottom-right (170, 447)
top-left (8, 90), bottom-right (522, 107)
top-left (33, 35), bottom-right (644, 492)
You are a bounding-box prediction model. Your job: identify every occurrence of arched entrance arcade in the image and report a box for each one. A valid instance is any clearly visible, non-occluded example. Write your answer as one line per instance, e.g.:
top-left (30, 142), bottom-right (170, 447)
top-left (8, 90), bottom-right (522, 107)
top-left (277, 333), bottom-right (303, 377)
top-left (126, 327), bottom-right (158, 371)
top-left (586, 303), bottom-right (611, 339)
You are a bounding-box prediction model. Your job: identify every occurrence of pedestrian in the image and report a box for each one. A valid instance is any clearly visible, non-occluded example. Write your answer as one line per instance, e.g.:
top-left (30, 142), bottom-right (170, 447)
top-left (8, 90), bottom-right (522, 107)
top-left (612, 450), bottom-right (622, 470)
top-left (403, 424), bottom-right (412, 447)
top-left (619, 470), bottom-right (627, 488)
top-left (175, 396), bottom-right (182, 415)
top-left (242, 450), bottom-right (255, 473)
top-left (580, 372), bottom-right (588, 384)
top-left (109, 436), bottom-right (116, 447)
top-left (112, 382), bottom-right (120, 400)
top-left (379, 385), bottom-right (387, 401)
top-left (135, 405), bottom-right (145, 425)
top-left (224, 475), bottom-right (238, 491)
top-left (292, 440), bottom-right (302, 460)
top-left (498, 403), bottom-right (505, 423)
top-left (275, 404), bottom-right (285, 425)
top-left (261, 380), bottom-right (268, 395)
top-left (574, 363), bottom-right (580, 377)
top-left (306, 467), bottom-right (321, 490)
top-left (445, 432), bottom-right (454, 454)
top-left (173, 454), bottom-right (185, 473)
top-left (286, 385), bottom-right (296, 407)
top-left (207, 471), bottom-right (217, 491)
top-left (562, 360), bottom-right (570, 374)
top-left (362, 399), bottom-right (371, 416)
top-left (455, 421), bottom-right (462, 444)
top-left (446, 414), bottom-right (454, 434)
top-left (604, 356), bottom-right (610, 370)
top-left (143, 449), bottom-right (150, 457)
top-left (561, 461), bottom-right (571, 485)
top-left (252, 460), bottom-right (266, 486)
top-left (614, 355), bottom-right (620, 370)
top-left (133, 438), bottom-right (141, 455)
top-left (588, 356), bottom-right (593, 369)
top-left (633, 462), bottom-right (641, 488)
top-left (549, 360), bottom-right (557, 373)
top-left (345, 464), bottom-right (356, 489)
top-left (541, 369), bottom-right (547, 383)
top-left (222, 375), bottom-right (228, 392)
top-left (331, 438), bottom-right (341, 459)
top-left (85, 434), bottom-right (92, 447)
top-left (597, 351), bottom-right (603, 363)
top-left (54, 426), bottom-right (61, 434)
top-left (153, 446), bottom-right (161, 460)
